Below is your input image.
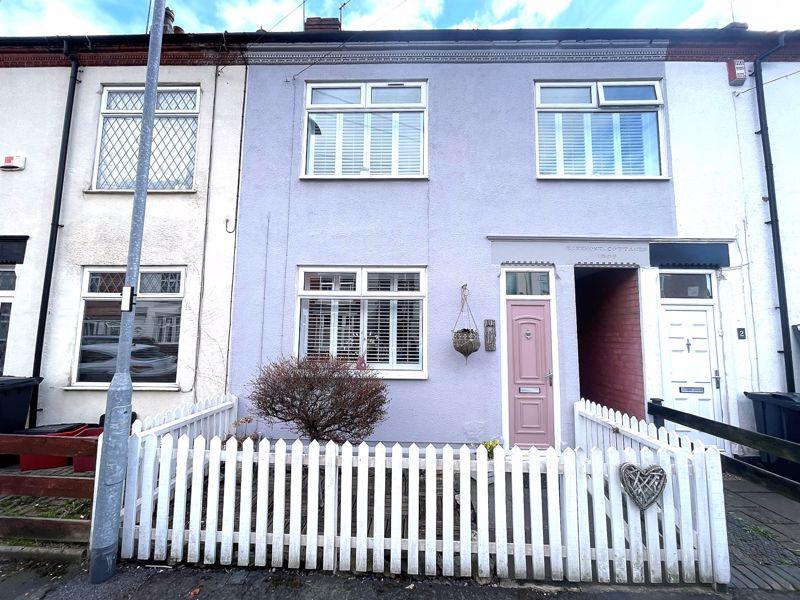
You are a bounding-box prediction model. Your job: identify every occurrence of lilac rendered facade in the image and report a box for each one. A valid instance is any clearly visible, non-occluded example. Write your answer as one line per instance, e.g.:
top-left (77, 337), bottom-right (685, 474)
top-left (229, 27), bottom-right (800, 447)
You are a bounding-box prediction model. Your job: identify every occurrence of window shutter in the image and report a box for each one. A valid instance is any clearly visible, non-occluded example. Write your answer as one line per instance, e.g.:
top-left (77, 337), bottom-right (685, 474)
top-left (366, 299), bottom-right (391, 364)
top-left (341, 113), bottom-right (365, 175)
top-left (397, 112), bottom-right (423, 175)
top-left (335, 299), bottom-right (362, 360)
top-left (561, 113), bottom-right (587, 175)
top-left (303, 299), bottom-right (332, 358)
top-left (308, 113), bottom-right (336, 175)
top-left (590, 112), bottom-right (616, 175)
top-left (396, 299), bottom-right (422, 366)
top-left (369, 113), bottom-right (393, 175)
top-left (537, 113), bottom-right (557, 175)
top-left (619, 111), bottom-right (660, 176)
top-left (619, 112), bottom-right (646, 175)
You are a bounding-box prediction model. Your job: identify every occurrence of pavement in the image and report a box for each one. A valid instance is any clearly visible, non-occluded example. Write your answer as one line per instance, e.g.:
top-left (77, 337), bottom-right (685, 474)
top-left (2, 559), bottom-right (799, 600)
top-left (723, 474), bottom-right (800, 591)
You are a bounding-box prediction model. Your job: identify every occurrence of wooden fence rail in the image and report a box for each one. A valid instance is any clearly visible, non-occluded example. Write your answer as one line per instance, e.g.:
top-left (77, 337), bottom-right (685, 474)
top-left (0, 433), bottom-right (100, 543)
top-left (120, 432), bottom-right (730, 586)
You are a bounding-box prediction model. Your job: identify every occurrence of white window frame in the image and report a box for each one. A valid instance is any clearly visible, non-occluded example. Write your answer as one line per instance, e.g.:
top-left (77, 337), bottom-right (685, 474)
top-left (91, 86), bottom-right (201, 192)
top-left (0, 266), bottom-right (15, 376)
top-left (598, 80), bottom-right (663, 106)
top-left (534, 80), bottom-right (668, 180)
top-left (658, 268), bottom-right (717, 306)
top-left (535, 81), bottom-right (597, 109)
top-left (0, 265), bottom-right (15, 299)
top-left (301, 81), bottom-right (428, 179)
top-left (70, 266), bottom-right (186, 389)
top-left (294, 266), bottom-right (428, 379)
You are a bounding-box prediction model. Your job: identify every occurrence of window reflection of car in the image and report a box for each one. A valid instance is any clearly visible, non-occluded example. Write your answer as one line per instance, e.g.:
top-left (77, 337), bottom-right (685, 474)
top-left (79, 342), bottom-right (177, 380)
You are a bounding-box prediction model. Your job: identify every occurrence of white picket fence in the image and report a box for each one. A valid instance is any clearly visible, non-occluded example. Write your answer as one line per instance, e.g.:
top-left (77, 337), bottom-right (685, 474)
top-left (574, 399), bottom-right (697, 455)
top-left (134, 393), bottom-right (237, 441)
top-left (119, 432), bottom-right (730, 585)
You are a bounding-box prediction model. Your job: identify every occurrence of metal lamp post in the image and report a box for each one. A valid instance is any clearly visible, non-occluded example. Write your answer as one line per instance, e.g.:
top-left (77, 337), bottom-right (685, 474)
top-left (89, 0), bottom-right (167, 583)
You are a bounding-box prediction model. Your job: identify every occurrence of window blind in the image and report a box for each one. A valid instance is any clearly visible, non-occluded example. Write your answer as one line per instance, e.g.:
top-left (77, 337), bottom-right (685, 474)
top-left (537, 111), bottom-right (660, 176)
top-left (307, 111), bottom-right (424, 176)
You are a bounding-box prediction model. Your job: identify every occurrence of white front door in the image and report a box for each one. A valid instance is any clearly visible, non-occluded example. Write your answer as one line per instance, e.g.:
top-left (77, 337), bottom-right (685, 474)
top-left (659, 304), bottom-right (723, 446)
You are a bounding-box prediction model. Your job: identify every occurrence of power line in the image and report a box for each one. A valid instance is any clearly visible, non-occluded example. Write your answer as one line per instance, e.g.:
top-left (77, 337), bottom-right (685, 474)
top-left (292, 0), bottom-right (410, 80)
top-left (267, 0), bottom-right (307, 32)
top-left (734, 68), bottom-right (800, 96)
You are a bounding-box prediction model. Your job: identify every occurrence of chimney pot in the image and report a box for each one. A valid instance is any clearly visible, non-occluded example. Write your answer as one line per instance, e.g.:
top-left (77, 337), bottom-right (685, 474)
top-left (164, 7), bottom-right (175, 34)
top-left (304, 17), bottom-right (342, 32)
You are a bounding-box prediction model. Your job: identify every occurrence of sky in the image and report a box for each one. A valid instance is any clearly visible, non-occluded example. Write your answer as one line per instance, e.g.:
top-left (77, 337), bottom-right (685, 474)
top-left (0, 0), bottom-right (798, 37)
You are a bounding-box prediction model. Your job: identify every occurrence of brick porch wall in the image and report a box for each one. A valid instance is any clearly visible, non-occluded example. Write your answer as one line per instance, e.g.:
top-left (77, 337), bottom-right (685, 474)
top-left (576, 269), bottom-right (645, 420)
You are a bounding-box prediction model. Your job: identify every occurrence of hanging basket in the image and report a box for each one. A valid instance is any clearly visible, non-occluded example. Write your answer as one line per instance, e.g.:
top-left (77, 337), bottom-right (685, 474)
top-left (451, 284), bottom-right (481, 362)
top-left (452, 328), bottom-right (481, 358)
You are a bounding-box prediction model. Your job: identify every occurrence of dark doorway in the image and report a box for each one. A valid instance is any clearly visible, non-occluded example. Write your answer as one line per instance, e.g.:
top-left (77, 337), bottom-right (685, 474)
top-left (574, 267), bottom-right (645, 419)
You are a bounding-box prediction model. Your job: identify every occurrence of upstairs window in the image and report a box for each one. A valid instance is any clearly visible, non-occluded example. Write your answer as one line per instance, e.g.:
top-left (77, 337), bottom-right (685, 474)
top-left (93, 87), bottom-right (200, 190)
top-left (304, 82), bottom-right (427, 178)
top-left (535, 81), bottom-right (664, 178)
top-left (297, 267), bottom-right (426, 375)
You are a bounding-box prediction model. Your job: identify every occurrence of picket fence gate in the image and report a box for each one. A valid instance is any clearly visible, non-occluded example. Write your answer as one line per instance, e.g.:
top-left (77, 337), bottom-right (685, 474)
top-left (119, 433), bottom-right (730, 585)
top-left (574, 398), bottom-right (696, 455)
top-left (135, 393), bottom-right (237, 441)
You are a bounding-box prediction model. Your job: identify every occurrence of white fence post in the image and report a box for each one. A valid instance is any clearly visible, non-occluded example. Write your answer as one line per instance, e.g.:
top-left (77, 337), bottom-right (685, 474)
top-left (114, 426), bottom-right (729, 588)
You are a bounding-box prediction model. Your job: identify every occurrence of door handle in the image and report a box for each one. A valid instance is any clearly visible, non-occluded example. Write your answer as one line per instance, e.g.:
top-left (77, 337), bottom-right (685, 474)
top-left (713, 369), bottom-right (721, 389)
top-left (546, 371), bottom-right (553, 386)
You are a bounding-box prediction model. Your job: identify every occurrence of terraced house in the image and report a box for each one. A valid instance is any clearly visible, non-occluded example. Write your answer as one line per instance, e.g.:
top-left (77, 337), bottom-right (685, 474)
top-left (229, 20), bottom-right (800, 448)
top-left (0, 30), bottom-right (246, 425)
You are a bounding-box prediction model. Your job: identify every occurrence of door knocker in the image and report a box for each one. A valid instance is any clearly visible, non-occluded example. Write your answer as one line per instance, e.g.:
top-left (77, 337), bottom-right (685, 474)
top-left (524, 329), bottom-right (533, 340)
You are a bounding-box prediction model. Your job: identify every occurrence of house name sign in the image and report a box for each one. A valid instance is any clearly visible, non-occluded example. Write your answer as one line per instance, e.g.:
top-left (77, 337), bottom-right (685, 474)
top-left (489, 237), bottom-right (651, 267)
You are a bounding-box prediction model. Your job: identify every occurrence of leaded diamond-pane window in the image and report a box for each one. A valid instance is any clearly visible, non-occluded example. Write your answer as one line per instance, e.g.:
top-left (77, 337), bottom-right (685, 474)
top-left (77, 268), bottom-right (185, 384)
top-left (140, 272), bottom-right (181, 294)
top-left (88, 271), bottom-right (125, 294)
top-left (95, 87), bottom-right (199, 190)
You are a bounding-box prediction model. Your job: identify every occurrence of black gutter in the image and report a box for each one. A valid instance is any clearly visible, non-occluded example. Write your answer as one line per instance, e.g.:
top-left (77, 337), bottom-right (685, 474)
top-left (754, 34), bottom-right (795, 393)
top-left (28, 42), bottom-right (79, 426)
top-left (1, 26), bottom-right (799, 49)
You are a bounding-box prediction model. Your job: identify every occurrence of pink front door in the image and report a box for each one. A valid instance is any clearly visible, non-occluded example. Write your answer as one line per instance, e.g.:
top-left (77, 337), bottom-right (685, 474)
top-left (507, 300), bottom-right (554, 448)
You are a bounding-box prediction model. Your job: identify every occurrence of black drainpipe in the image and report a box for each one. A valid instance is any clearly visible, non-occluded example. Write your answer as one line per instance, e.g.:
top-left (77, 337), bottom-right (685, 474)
top-left (754, 33), bottom-right (795, 393)
top-left (28, 43), bottom-right (80, 426)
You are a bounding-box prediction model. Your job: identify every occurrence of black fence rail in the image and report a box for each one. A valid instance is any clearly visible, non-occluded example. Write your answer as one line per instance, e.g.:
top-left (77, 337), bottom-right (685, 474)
top-left (647, 398), bottom-right (800, 501)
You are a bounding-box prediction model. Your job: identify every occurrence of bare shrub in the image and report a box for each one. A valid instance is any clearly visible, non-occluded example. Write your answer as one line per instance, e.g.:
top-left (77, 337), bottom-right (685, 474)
top-left (249, 356), bottom-right (388, 443)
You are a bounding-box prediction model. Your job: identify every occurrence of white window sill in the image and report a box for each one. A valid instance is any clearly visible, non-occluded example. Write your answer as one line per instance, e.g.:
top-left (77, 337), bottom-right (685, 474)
top-left (299, 176), bottom-right (428, 181)
top-left (374, 370), bottom-right (428, 380)
top-left (64, 384), bottom-right (181, 391)
top-left (83, 189), bottom-right (198, 195)
top-left (536, 175), bottom-right (670, 181)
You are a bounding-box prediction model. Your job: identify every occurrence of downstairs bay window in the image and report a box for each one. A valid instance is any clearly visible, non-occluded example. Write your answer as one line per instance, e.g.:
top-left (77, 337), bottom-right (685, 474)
top-left (297, 267), bottom-right (426, 377)
top-left (535, 80), bottom-right (665, 178)
top-left (303, 82), bottom-right (427, 178)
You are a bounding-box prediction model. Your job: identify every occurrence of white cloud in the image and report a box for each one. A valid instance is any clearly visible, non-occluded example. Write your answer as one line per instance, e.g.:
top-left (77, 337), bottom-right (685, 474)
top-left (339, 0), bottom-right (444, 31)
top-left (681, 0), bottom-right (800, 30)
top-left (453, 0), bottom-right (572, 30)
top-left (0, 0), bottom-right (134, 36)
top-left (217, 0), bottom-right (306, 32)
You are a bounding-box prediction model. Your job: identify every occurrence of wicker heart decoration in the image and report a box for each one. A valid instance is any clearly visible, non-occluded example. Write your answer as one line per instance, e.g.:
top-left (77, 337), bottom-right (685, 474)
top-left (619, 463), bottom-right (667, 510)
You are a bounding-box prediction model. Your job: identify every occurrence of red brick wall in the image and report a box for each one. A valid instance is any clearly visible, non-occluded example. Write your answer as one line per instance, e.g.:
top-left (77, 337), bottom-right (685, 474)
top-left (576, 269), bottom-right (645, 419)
